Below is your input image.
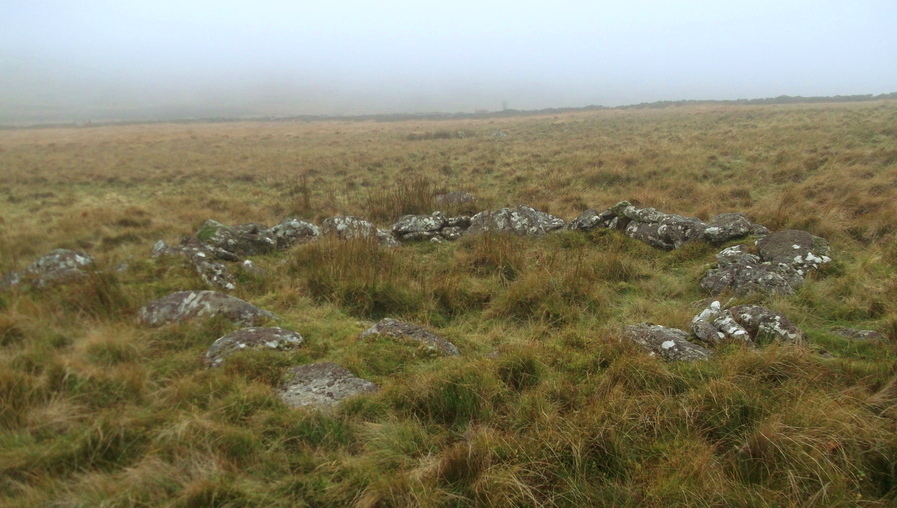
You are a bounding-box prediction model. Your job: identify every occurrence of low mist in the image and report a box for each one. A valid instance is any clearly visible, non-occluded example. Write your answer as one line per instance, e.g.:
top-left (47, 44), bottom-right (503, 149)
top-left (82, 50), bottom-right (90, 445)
top-left (2, 1), bottom-right (895, 124)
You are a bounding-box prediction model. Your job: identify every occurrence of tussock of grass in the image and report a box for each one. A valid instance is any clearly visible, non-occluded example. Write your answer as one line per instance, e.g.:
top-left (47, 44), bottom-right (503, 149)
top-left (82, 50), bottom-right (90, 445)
top-left (2, 103), bottom-right (897, 505)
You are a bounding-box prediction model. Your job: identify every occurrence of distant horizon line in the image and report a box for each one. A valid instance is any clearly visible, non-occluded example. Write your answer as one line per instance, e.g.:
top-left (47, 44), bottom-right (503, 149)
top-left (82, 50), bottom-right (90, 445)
top-left (3, 91), bottom-right (896, 130)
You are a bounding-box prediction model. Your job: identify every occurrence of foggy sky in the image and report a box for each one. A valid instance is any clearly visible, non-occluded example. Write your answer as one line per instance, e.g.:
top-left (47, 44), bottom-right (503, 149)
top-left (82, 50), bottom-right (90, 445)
top-left (2, 1), bottom-right (896, 123)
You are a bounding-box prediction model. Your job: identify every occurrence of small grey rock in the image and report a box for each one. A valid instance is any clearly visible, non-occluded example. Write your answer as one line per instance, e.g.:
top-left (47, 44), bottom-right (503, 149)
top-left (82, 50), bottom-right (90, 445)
top-left (271, 217), bottom-right (320, 249)
top-left (360, 318), bottom-right (460, 355)
top-left (729, 304), bottom-right (804, 345)
top-left (205, 327), bottom-right (304, 367)
top-left (279, 362), bottom-right (379, 409)
top-left (623, 323), bottom-right (712, 361)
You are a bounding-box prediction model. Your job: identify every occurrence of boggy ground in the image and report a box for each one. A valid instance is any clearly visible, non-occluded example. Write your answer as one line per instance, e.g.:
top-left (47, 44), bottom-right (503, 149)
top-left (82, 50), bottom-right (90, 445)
top-left (1, 102), bottom-right (896, 506)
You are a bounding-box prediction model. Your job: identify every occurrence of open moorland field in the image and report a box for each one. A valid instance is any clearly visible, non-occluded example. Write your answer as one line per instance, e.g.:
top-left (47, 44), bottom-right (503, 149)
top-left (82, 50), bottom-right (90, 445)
top-left (2, 101), bottom-right (897, 507)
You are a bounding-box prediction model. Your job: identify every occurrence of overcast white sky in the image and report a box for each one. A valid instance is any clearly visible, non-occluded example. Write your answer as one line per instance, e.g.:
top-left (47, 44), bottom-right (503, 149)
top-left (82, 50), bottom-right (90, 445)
top-left (2, 1), bottom-right (895, 122)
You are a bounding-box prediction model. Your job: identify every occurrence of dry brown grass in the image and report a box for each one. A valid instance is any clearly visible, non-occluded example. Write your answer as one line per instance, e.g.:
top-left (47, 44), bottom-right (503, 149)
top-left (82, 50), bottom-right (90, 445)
top-left (1, 101), bottom-right (897, 506)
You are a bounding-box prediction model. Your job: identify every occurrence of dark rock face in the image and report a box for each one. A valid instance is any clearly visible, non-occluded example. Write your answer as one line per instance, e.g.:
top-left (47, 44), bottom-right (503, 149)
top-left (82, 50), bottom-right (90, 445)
top-left (830, 327), bottom-right (885, 342)
top-left (360, 318), bottom-right (460, 355)
top-left (271, 218), bottom-right (320, 249)
top-left (465, 205), bottom-right (565, 237)
top-left (321, 216), bottom-right (399, 247)
top-left (198, 220), bottom-right (278, 256)
top-left (1, 249), bottom-right (95, 290)
top-left (137, 290), bottom-right (278, 327)
top-left (279, 362), bottom-right (379, 409)
top-left (692, 301), bottom-right (803, 346)
top-left (728, 304), bottom-right (804, 345)
top-left (623, 323), bottom-right (712, 361)
top-left (756, 229), bottom-right (832, 275)
top-left (204, 327), bottom-right (304, 367)
top-left (152, 237), bottom-right (237, 291)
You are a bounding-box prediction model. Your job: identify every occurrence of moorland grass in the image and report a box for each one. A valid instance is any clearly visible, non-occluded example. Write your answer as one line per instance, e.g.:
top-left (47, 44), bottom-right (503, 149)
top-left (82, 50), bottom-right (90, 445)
top-left (0, 102), bottom-right (896, 506)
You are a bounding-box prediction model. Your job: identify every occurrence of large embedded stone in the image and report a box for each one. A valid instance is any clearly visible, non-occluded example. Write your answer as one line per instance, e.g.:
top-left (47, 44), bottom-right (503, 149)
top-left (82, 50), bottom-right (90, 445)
top-left (321, 216), bottom-right (399, 247)
top-left (197, 220), bottom-right (278, 256)
top-left (465, 205), bottom-right (565, 237)
top-left (271, 217), bottom-right (320, 249)
top-left (137, 290), bottom-right (278, 327)
top-left (757, 229), bottom-right (831, 275)
top-left (1, 249), bottom-right (95, 289)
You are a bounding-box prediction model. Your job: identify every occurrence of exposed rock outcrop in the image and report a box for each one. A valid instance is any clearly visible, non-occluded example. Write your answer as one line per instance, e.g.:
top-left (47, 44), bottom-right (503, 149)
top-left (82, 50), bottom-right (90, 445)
top-left (279, 362), bottom-right (379, 409)
top-left (360, 318), bottom-right (460, 356)
top-left (623, 323), bottom-right (712, 361)
top-left (152, 237), bottom-right (238, 291)
top-left (700, 262), bottom-right (803, 296)
top-left (567, 202), bottom-right (764, 249)
top-left (271, 217), bottom-right (320, 248)
top-left (321, 216), bottom-right (399, 247)
top-left (204, 327), bottom-right (304, 367)
top-left (756, 229), bottom-right (832, 276)
top-left (137, 290), bottom-right (278, 327)
top-left (692, 301), bottom-right (804, 346)
top-left (391, 212), bottom-right (472, 242)
top-left (701, 229), bottom-right (831, 296)
top-left (465, 205), bottom-right (565, 237)
top-left (197, 220), bottom-right (278, 256)
top-left (0, 249), bottom-right (95, 290)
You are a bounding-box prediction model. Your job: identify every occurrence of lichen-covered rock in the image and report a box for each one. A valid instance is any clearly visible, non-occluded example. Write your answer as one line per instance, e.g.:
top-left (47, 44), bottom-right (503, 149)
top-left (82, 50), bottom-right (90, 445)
top-left (572, 201), bottom-right (766, 249)
top-left (197, 220), bottom-right (278, 256)
top-left (279, 362), bottom-right (379, 409)
top-left (700, 261), bottom-right (803, 296)
top-left (440, 226), bottom-right (465, 241)
top-left (729, 304), bottom-right (804, 345)
top-left (0, 249), bottom-right (95, 289)
top-left (757, 229), bottom-right (832, 275)
top-left (624, 216), bottom-right (705, 250)
top-left (691, 300), bottom-right (752, 344)
top-left (393, 212), bottom-right (446, 237)
top-left (830, 327), bottom-right (885, 342)
top-left (271, 217), bottom-right (320, 248)
top-left (623, 323), bottom-right (711, 361)
top-left (321, 216), bottom-right (399, 247)
top-left (715, 245), bottom-right (761, 268)
top-left (567, 209), bottom-right (616, 231)
top-left (465, 205), bottom-right (565, 237)
top-left (360, 318), bottom-right (460, 355)
top-left (204, 327), bottom-right (304, 367)
top-left (699, 213), bottom-right (765, 243)
top-left (691, 301), bottom-right (804, 347)
top-left (152, 237), bottom-right (237, 291)
top-left (137, 290), bottom-right (278, 327)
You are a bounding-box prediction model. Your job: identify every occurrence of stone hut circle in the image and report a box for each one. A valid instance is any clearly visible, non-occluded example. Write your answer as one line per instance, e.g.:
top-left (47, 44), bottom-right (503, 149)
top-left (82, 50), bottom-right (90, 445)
top-left (1, 197), bottom-right (865, 407)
